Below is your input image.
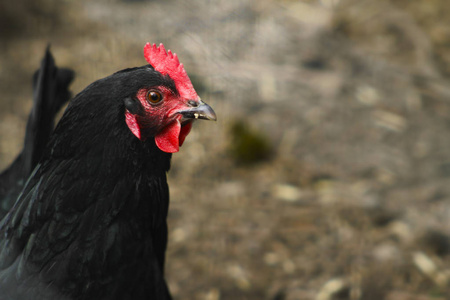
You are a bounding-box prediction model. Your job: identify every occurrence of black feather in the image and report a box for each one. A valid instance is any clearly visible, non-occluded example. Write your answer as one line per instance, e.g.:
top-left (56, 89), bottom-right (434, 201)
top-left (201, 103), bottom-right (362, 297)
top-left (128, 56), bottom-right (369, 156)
top-left (124, 97), bottom-right (144, 115)
top-left (0, 46), bottom-right (74, 218)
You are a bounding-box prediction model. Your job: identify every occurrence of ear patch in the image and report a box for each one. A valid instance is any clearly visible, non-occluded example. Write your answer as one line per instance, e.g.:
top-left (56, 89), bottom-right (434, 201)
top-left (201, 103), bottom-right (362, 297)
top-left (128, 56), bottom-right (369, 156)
top-left (124, 97), bottom-right (144, 115)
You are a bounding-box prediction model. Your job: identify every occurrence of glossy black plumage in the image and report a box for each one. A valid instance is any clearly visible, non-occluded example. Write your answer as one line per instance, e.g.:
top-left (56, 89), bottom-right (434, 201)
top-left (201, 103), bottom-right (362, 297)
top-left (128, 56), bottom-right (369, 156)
top-left (0, 47), bottom-right (74, 218)
top-left (0, 63), bottom-right (178, 299)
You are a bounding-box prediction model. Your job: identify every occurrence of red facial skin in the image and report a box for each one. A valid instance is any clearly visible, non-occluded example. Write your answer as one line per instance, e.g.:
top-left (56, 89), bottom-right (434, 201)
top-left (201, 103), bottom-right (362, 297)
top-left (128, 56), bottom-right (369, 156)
top-left (125, 87), bottom-right (193, 153)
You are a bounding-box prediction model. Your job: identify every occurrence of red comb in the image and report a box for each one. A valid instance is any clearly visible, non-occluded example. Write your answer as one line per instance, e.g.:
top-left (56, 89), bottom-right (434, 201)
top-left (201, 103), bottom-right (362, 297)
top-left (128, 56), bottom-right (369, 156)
top-left (144, 43), bottom-right (198, 100)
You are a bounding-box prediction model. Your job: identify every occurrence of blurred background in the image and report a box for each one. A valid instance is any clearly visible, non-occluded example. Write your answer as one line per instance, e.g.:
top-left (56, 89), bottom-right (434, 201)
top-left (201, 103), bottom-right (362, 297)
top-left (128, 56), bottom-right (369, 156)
top-left (1, 0), bottom-right (450, 299)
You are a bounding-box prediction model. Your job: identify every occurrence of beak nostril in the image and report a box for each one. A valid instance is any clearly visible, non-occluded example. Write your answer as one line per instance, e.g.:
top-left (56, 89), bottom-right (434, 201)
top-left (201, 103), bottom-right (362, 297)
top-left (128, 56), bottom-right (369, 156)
top-left (187, 100), bottom-right (199, 107)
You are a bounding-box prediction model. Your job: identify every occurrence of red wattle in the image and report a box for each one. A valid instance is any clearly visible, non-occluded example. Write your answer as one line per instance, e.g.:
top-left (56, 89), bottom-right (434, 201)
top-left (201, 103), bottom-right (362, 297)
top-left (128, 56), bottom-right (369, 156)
top-left (155, 120), bottom-right (181, 153)
top-left (179, 122), bottom-right (192, 147)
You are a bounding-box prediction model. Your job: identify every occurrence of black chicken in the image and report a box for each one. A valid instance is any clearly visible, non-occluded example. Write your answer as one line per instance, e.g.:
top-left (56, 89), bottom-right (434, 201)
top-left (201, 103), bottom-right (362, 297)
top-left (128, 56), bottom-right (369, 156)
top-left (0, 43), bottom-right (216, 299)
top-left (0, 47), bottom-right (74, 218)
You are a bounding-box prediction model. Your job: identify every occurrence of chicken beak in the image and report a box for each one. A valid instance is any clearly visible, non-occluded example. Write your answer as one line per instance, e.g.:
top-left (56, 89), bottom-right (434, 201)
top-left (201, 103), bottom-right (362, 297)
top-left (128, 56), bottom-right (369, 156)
top-left (180, 100), bottom-right (217, 122)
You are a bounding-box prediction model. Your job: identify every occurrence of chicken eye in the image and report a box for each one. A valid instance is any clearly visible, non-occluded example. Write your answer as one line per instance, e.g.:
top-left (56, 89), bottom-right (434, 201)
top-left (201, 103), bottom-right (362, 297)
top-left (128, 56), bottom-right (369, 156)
top-left (147, 91), bottom-right (163, 104)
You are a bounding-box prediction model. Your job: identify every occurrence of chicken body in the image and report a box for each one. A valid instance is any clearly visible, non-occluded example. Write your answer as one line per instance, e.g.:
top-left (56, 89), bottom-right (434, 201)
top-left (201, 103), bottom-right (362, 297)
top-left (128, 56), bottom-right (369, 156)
top-left (0, 45), bottom-right (215, 299)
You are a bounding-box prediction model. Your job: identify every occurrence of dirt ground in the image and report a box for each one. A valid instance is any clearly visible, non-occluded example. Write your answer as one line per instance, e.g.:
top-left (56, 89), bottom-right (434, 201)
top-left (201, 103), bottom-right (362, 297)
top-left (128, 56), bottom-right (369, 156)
top-left (1, 0), bottom-right (450, 299)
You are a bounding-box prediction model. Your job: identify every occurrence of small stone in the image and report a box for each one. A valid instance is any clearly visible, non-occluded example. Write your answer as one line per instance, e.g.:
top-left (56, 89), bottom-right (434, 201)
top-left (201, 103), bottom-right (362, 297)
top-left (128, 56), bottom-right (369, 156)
top-left (272, 184), bottom-right (302, 202)
top-left (372, 110), bottom-right (407, 132)
top-left (204, 288), bottom-right (220, 300)
top-left (264, 252), bottom-right (280, 266)
top-left (413, 251), bottom-right (437, 278)
top-left (356, 85), bottom-right (379, 106)
top-left (316, 278), bottom-right (348, 300)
